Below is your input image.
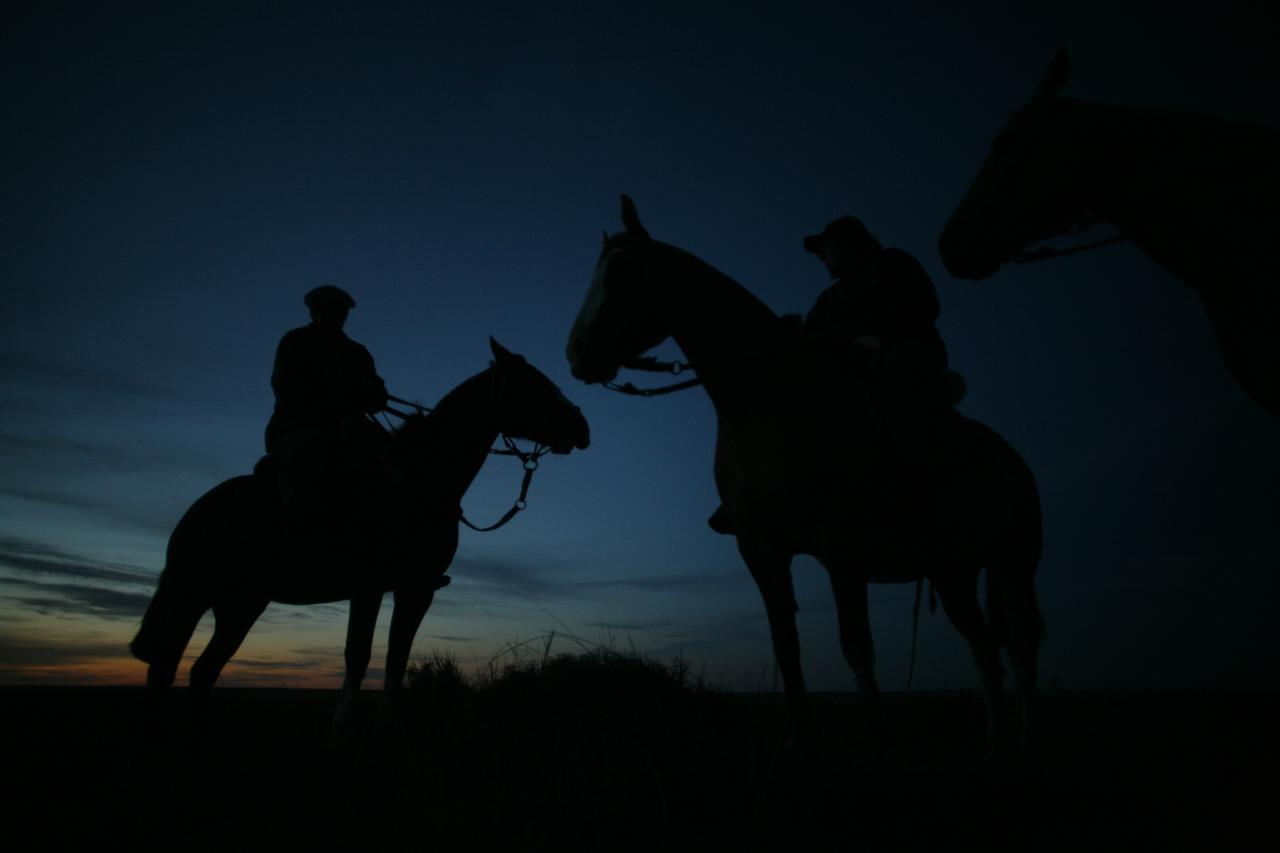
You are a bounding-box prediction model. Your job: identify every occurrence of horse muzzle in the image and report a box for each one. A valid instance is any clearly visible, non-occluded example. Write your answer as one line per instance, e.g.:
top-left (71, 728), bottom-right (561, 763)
top-left (553, 410), bottom-right (591, 453)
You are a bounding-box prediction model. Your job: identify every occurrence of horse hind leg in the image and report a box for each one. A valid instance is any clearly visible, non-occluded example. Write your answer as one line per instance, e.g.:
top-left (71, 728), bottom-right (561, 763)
top-left (826, 569), bottom-right (883, 731)
top-left (987, 558), bottom-right (1044, 767)
top-left (189, 600), bottom-right (268, 710)
top-left (331, 592), bottom-right (383, 745)
top-left (131, 574), bottom-right (206, 701)
top-left (934, 570), bottom-right (1004, 766)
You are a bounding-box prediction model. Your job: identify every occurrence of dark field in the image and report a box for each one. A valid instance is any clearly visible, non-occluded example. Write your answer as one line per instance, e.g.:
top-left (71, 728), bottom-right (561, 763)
top-left (3, 662), bottom-right (1273, 852)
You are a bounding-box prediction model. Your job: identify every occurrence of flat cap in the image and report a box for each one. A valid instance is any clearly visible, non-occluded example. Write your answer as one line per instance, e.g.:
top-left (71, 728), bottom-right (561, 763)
top-left (304, 285), bottom-right (356, 310)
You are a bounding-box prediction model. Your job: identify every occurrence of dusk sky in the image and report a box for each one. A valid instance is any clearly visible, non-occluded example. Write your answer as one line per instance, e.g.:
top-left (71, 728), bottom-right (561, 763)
top-left (3, 1), bottom-right (1277, 692)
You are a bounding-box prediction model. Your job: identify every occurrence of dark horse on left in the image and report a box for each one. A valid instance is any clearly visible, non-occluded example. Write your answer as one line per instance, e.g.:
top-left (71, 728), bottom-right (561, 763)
top-left (130, 339), bottom-right (590, 733)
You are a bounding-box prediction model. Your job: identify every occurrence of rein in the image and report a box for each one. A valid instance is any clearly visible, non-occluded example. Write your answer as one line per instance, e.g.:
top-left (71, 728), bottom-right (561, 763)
top-left (461, 436), bottom-right (550, 532)
top-left (382, 388), bottom-right (552, 533)
top-left (603, 356), bottom-right (702, 397)
top-left (1010, 213), bottom-right (1127, 264)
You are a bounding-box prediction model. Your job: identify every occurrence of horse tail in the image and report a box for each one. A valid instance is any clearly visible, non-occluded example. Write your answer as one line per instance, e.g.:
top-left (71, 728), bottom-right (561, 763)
top-left (987, 564), bottom-right (1046, 647)
top-left (985, 568), bottom-right (1015, 647)
top-left (129, 570), bottom-right (173, 663)
top-left (129, 567), bottom-right (203, 669)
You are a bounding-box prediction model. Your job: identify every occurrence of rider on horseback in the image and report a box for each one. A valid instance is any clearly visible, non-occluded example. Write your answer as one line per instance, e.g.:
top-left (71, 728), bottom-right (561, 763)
top-left (264, 285), bottom-right (389, 530)
top-left (708, 216), bottom-right (961, 535)
top-left (801, 215), bottom-right (957, 417)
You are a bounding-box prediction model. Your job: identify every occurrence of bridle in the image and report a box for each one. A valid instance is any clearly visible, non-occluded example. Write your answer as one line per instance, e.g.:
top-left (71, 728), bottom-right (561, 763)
top-left (987, 113), bottom-right (1127, 265)
top-left (382, 363), bottom-right (555, 533)
top-left (590, 243), bottom-right (704, 398)
top-left (1010, 211), bottom-right (1127, 264)
top-left (603, 356), bottom-right (702, 396)
top-left (460, 433), bottom-right (549, 532)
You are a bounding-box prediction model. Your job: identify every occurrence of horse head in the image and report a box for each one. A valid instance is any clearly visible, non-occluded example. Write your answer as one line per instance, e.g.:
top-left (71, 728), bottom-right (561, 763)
top-left (939, 48), bottom-right (1101, 279)
top-left (567, 195), bottom-right (673, 384)
top-left (488, 337), bottom-right (590, 453)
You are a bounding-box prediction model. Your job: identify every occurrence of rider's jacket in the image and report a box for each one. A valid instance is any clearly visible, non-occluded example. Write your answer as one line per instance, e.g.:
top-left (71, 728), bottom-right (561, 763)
top-left (804, 247), bottom-right (945, 360)
top-left (265, 323), bottom-right (388, 451)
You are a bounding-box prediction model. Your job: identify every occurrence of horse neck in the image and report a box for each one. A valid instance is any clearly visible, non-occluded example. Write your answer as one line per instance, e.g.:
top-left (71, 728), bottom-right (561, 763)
top-left (1079, 99), bottom-right (1280, 283)
top-left (401, 370), bottom-right (500, 504)
top-left (650, 241), bottom-right (782, 409)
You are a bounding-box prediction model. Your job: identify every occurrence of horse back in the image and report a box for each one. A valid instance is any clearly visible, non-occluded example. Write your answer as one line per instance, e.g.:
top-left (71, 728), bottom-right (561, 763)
top-left (166, 475), bottom-right (276, 574)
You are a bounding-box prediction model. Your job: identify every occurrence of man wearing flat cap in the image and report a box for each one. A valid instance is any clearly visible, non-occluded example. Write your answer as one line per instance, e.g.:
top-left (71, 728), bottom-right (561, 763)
top-left (265, 284), bottom-right (389, 526)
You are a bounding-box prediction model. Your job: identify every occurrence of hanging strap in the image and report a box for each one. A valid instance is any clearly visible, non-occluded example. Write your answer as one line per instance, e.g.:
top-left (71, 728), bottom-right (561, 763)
top-left (459, 442), bottom-right (542, 532)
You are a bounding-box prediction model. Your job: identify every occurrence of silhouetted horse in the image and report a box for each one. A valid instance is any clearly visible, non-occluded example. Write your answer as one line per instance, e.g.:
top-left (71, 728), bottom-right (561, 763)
top-left (939, 48), bottom-right (1280, 415)
top-left (131, 339), bottom-right (589, 732)
top-left (567, 197), bottom-right (1044, 762)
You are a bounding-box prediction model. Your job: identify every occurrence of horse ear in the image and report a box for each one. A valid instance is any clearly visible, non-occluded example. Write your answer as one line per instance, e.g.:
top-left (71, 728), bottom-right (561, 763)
top-left (489, 336), bottom-right (513, 362)
top-left (1029, 47), bottom-right (1069, 106)
top-left (620, 194), bottom-right (650, 240)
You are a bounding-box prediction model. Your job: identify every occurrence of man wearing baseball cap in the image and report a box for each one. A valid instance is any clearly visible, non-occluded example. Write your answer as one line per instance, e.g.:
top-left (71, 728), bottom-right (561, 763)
top-left (801, 215), bottom-right (948, 382)
top-left (708, 217), bottom-right (961, 535)
top-left (264, 284), bottom-right (389, 528)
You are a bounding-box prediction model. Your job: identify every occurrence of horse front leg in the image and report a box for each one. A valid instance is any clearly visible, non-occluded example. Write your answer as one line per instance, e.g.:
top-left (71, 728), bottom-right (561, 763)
top-left (934, 570), bottom-right (1004, 767)
top-left (825, 567), bottom-right (883, 734)
top-left (375, 587), bottom-right (434, 732)
top-left (330, 591), bottom-right (383, 743)
top-left (737, 536), bottom-right (810, 736)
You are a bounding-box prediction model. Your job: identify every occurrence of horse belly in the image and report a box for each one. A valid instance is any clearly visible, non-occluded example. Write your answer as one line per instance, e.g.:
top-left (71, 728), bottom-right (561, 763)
top-left (267, 518), bottom-right (459, 605)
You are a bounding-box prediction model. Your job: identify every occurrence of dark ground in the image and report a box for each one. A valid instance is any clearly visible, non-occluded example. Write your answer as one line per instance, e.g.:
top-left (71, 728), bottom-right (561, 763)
top-left (1, 680), bottom-right (1273, 852)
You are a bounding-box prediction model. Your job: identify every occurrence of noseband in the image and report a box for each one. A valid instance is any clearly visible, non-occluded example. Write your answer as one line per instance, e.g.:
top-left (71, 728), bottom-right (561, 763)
top-left (460, 361), bottom-right (553, 532)
top-left (590, 245), bottom-right (704, 397)
top-left (382, 365), bottom-right (554, 533)
top-left (1009, 213), bottom-right (1127, 264)
top-left (604, 356), bottom-right (703, 397)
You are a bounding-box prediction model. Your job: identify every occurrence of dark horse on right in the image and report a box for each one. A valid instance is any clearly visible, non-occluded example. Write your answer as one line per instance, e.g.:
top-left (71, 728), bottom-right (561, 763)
top-left (568, 197), bottom-right (1044, 764)
top-left (940, 48), bottom-right (1280, 415)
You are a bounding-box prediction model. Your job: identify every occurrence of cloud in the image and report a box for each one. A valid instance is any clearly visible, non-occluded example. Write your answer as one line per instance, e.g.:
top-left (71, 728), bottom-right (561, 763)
top-left (573, 572), bottom-right (744, 594)
top-left (449, 553), bottom-right (567, 597)
top-left (0, 430), bottom-right (231, 477)
top-left (579, 620), bottom-right (672, 632)
top-left (450, 550), bottom-right (743, 601)
top-left (0, 536), bottom-right (156, 587)
top-left (0, 487), bottom-right (176, 537)
top-left (223, 656), bottom-right (329, 671)
top-left (0, 628), bottom-right (131, 667)
top-left (268, 603), bottom-right (348, 622)
top-left (0, 348), bottom-right (183, 403)
top-left (5, 584), bottom-right (152, 620)
top-left (0, 536), bottom-right (157, 620)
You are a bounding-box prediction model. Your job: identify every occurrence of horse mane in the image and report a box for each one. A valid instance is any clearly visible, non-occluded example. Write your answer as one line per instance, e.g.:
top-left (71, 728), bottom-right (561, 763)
top-left (389, 367), bottom-right (494, 448)
top-left (642, 236), bottom-right (876, 406)
top-left (389, 411), bottom-right (434, 442)
top-left (603, 229), bottom-right (778, 323)
top-left (651, 238), bottom-right (780, 327)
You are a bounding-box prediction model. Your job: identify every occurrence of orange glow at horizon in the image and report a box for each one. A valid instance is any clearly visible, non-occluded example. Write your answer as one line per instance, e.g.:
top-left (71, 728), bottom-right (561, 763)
top-left (0, 655), bottom-right (347, 690)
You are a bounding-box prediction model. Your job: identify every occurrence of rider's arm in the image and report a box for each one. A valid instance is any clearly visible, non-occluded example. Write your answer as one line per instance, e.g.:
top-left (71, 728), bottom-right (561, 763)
top-left (346, 342), bottom-right (389, 414)
top-left (271, 329), bottom-right (325, 417)
top-left (877, 250), bottom-right (941, 337)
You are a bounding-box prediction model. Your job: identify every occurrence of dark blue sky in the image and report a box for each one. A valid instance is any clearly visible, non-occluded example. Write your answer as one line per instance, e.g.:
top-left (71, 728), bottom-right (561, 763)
top-left (2, 1), bottom-right (1277, 689)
